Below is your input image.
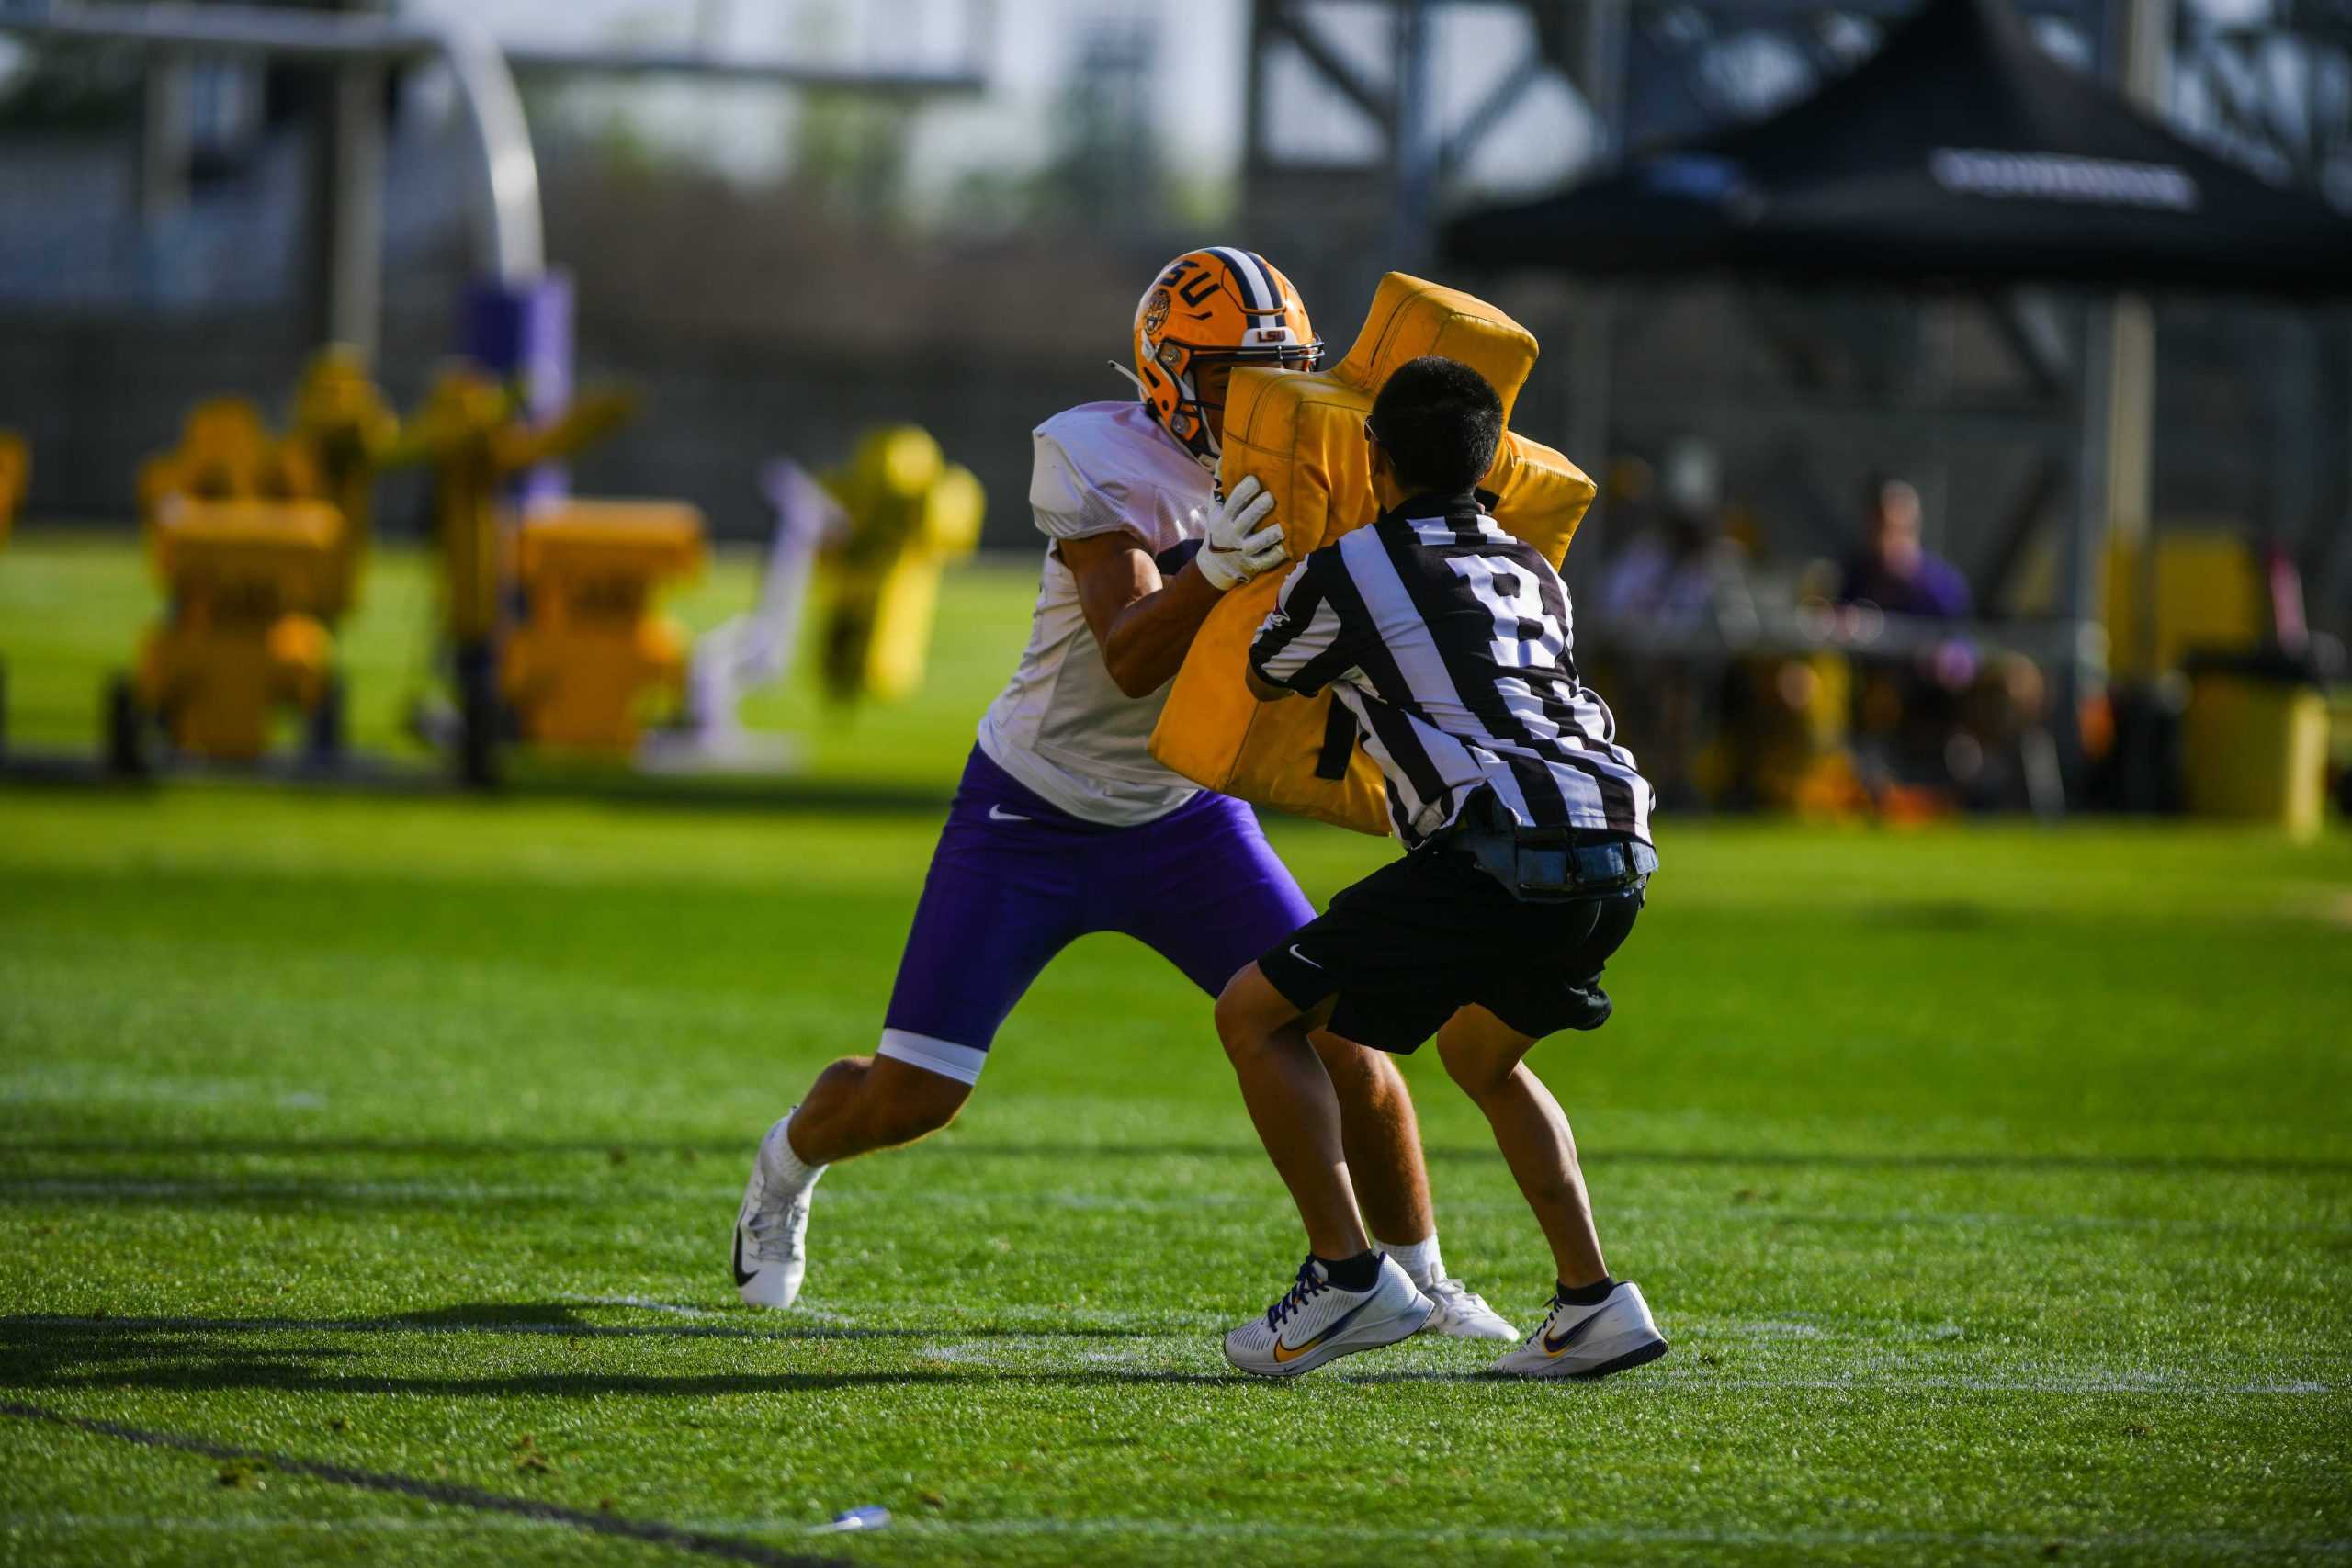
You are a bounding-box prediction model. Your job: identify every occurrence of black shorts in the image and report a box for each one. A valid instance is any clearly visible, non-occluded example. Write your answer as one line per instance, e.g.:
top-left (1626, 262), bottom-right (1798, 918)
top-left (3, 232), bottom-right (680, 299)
top-left (1256, 846), bottom-right (1645, 1055)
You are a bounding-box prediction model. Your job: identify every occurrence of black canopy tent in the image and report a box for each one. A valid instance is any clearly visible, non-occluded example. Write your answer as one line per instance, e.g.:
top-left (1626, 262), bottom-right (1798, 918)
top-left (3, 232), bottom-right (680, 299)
top-left (1439, 0), bottom-right (2352, 293)
top-left (1438, 0), bottom-right (2350, 806)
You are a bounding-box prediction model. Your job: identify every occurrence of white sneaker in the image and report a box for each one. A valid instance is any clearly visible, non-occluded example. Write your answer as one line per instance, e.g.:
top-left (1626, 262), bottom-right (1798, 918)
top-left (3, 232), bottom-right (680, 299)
top-left (731, 1113), bottom-right (823, 1309)
top-left (1224, 1255), bottom-right (1434, 1378)
top-left (1418, 1276), bottom-right (1517, 1342)
top-left (1490, 1280), bottom-right (1668, 1380)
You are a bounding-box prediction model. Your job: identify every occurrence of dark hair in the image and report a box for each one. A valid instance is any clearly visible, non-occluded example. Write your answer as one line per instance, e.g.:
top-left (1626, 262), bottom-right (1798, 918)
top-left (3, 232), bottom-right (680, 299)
top-left (1367, 355), bottom-right (1505, 496)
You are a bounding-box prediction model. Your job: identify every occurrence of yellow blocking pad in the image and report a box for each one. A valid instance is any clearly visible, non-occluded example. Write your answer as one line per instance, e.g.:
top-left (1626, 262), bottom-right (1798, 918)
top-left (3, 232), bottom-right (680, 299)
top-left (502, 501), bottom-right (707, 753)
top-left (140, 500), bottom-right (345, 760)
top-left (1149, 273), bottom-right (1596, 835)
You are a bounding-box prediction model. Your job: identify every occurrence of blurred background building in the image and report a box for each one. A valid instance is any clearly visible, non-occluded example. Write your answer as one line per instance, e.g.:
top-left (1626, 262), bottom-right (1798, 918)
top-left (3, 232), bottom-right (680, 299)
top-left (1, 0), bottom-right (2346, 815)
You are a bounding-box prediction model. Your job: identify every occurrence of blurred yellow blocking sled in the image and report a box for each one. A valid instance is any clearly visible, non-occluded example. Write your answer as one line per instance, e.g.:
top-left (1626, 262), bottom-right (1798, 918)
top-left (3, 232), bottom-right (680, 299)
top-left (503, 502), bottom-right (705, 752)
top-left (133, 500), bottom-right (346, 762)
top-left (1150, 272), bottom-right (1597, 836)
top-left (128, 400), bottom-right (349, 763)
top-left (820, 424), bottom-right (985, 706)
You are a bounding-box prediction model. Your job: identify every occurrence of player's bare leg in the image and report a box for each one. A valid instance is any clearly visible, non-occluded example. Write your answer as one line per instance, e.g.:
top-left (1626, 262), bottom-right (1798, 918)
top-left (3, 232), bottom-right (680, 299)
top-left (1215, 963), bottom-right (1433, 1376)
top-left (1214, 969), bottom-right (1366, 1259)
top-left (1315, 1029), bottom-right (1513, 1339)
top-left (734, 1055), bottom-right (970, 1310)
top-left (1313, 1032), bottom-right (1430, 1243)
top-left (786, 1054), bottom-right (971, 1166)
top-left (1434, 1004), bottom-right (1667, 1380)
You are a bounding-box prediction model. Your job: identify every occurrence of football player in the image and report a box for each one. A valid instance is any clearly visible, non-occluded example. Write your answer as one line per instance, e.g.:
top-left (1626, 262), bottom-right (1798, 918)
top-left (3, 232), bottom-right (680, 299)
top-left (730, 249), bottom-right (1511, 1342)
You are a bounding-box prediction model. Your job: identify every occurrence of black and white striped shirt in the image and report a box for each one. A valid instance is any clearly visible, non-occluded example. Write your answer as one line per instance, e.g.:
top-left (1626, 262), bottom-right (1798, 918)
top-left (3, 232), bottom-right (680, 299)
top-left (1249, 493), bottom-right (1653, 849)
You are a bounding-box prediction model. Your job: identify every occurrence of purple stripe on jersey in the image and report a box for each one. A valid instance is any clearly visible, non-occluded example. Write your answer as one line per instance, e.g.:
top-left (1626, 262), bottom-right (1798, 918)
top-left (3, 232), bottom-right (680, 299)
top-left (880, 748), bottom-right (1317, 1061)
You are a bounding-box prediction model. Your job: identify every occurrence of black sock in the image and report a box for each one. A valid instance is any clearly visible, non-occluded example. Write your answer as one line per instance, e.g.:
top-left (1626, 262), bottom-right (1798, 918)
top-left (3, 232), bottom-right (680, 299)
top-left (1316, 1250), bottom-right (1382, 1292)
top-left (1555, 1276), bottom-right (1615, 1307)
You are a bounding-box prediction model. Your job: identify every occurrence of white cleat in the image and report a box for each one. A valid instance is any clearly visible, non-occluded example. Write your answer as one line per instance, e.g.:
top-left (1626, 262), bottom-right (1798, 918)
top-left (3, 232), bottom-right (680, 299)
top-left (1490, 1280), bottom-right (1668, 1381)
top-left (731, 1113), bottom-right (823, 1309)
top-left (1418, 1276), bottom-right (1518, 1342)
top-left (1224, 1254), bottom-right (1434, 1379)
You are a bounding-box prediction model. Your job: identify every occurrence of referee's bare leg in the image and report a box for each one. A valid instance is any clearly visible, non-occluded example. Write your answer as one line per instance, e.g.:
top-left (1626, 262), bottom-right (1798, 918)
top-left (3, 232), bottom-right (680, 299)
top-left (1308, 1029), bottom-right (1434, 1249)
top-left (1433, 1005), bottom-right (1609, 1289)
top-left (1214, 964), bottom-right (1371, 1258)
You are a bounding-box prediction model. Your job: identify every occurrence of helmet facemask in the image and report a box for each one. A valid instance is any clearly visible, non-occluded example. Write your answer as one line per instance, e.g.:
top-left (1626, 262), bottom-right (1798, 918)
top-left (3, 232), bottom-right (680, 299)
top-left (1159, 342), bottom-right (1324, 468)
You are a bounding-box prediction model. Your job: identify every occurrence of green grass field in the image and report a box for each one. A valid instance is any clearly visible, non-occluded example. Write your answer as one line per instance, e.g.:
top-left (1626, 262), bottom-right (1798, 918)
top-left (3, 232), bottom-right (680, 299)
top-left (3, 532), bottom-right (2349, 1566)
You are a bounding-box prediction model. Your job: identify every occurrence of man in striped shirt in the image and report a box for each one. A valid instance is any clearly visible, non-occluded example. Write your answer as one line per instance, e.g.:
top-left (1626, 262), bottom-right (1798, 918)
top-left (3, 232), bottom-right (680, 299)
top-left (1213, 356), bottom-right (1669, 1382)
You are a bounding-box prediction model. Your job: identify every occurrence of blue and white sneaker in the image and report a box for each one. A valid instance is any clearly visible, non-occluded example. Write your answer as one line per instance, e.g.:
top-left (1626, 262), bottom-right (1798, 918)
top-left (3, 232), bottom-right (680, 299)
top-left (1490, 1280), bottom-right (1668, 1380)
top-left (1224, 1255), bottom-right (1433, 1378)
top-left (731, 1113), bottom-right (823, 1309)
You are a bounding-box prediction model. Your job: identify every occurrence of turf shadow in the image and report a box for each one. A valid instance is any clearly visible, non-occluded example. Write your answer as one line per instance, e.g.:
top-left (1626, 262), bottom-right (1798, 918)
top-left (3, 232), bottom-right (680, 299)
top-left (0, 1314), bottom-right (1281, 1397)
top-left (0, 1306), bottom-right (1144, 1346)
top-left (0, 1399), bottom-right (848, 1568)
top-left (0, 1335), bottom-right (1260, 1397)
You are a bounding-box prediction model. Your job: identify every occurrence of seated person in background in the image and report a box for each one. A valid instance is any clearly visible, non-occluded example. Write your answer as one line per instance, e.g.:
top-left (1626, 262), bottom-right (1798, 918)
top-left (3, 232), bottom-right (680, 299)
top-left (1597, 444), bottom-right (1723, 632)
top-left (1838, 477), bottom-right (1970, 621)
top-left (1837, 477), bottom-right (1987, 804)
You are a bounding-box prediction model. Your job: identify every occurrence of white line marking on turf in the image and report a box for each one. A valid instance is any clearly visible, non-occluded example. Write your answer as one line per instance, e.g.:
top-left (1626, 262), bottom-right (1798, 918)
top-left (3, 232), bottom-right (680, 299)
top-left (6, 1515), bottom-right (2345, 1555)
top-left (922, 1521), bottom-right (2352, 1555)
top-left (0, 1516), bottom-right (556, 1534)
top-left (0, 1178), bottom-right (579, 1201)
top-left (1641, 1374), bottom-right (2335, 1396)
top-left (15, 1314), bottom-right (2323, 1394)
top-left (5, 1306), bottom-right (1234, 1338)
top-left (892, 1519), bottom-right (2352, 1553)
top-left (1688, 1319), bottom-right (1828, 1339)
top-left (0, 1070), bottom-right (328, 1110)
top-left (561, 1295), bottom-right (734, 1320)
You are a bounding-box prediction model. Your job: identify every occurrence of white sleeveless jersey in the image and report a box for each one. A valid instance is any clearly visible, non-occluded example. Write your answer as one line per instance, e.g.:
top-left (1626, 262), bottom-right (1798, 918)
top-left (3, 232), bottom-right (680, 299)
top-left (975, 400), bottom-right (1215, 825)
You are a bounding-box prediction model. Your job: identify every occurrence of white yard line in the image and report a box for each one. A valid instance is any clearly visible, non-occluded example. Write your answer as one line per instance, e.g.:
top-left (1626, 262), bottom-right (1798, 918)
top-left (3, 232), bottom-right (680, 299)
top-left (1627, 1370), bottom-right (2334, 1396)
top-left (0, 1070), bottom-right (326, 1110)
top-left (0, 1178), bottom-right (582, 1201)
top-left (875, 1518), bottom-right (2352, 1554)
top-left (560, 1294), bottom-right (736, 1321)
top-left (7, 1513), bottom-right (2343, 1556)
top-left (10, 1313), bottom-right (2325, 1393)
top-left (0, 1515), bottom-right (549, 1534)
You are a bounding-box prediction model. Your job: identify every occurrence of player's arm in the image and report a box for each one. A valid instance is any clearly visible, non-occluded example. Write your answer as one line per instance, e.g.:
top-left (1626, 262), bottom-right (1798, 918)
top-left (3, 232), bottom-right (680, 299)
top-left (1062, 533), bottom-right (1227, 699)
top-left (1060, 476), bottom-right (1283, 699)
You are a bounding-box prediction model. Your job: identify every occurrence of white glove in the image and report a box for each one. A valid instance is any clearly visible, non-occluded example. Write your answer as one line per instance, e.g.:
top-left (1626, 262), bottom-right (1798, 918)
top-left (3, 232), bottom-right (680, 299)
top-left (1195, 475), bottom-right (1284, 592)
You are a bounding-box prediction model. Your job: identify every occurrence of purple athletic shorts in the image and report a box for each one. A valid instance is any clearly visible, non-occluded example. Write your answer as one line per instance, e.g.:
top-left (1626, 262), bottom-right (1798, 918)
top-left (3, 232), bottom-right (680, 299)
top-left (876, 745), bottom-right (1317, 1084)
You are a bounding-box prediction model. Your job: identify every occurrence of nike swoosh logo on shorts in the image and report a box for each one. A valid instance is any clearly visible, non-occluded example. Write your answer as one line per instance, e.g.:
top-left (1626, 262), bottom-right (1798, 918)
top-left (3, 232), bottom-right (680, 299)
top-left (988, 806), bottom-right (1031, 823)
top-left (730, 1231), bottom-right (756, 1289)
top-left (1287, 945), bottom-right (1321, 969)
top-left (1271, 1297), bottom-right (1372, 1364)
